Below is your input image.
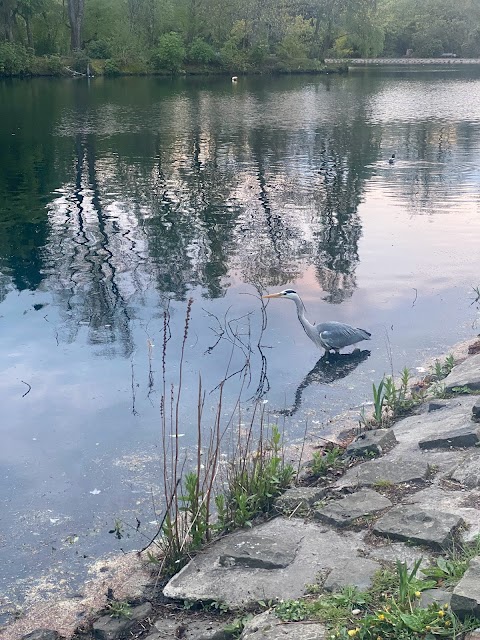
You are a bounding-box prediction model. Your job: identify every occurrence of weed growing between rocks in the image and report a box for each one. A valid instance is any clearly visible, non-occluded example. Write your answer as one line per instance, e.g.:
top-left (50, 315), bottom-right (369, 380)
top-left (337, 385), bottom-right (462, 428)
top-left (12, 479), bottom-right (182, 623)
top-left (362, 355), bottom-right (459, 429)
top-left (274, 559), bottom-right (480, 640)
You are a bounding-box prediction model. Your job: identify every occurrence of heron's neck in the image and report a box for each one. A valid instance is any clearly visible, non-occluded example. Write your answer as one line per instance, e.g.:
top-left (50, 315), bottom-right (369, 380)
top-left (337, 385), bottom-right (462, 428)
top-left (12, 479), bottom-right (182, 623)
top-left (293, 296), bottom-right (315, 335)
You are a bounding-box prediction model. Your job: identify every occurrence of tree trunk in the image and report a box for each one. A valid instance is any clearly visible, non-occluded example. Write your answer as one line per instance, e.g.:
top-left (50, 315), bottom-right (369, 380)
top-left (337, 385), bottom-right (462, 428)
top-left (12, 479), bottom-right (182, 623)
top-left (67, 0), bottom-right (85, 51)
top-left (25, 15), bottom-right (33, 49)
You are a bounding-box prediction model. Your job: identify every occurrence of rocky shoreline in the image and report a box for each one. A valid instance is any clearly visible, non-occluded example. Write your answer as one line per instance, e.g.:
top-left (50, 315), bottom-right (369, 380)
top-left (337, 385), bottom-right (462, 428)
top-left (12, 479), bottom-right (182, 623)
top-left (11, 348), bottom-right (480, 640)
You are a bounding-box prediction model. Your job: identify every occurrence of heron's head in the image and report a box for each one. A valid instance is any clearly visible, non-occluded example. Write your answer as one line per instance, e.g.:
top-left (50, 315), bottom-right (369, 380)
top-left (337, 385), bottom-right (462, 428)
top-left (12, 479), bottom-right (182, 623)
top-left (263, 289), bottom-right (298, 300)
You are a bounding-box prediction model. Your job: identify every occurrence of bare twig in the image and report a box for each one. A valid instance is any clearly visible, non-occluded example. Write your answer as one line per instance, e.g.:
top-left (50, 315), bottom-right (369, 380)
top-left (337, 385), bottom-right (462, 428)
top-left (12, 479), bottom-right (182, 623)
top-left (21, 380), bottom-right (32, 398)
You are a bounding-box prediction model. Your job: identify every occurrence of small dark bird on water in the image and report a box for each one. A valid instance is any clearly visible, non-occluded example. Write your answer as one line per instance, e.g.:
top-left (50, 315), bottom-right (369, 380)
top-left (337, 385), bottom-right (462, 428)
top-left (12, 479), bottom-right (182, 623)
top-left (388, 153), bottom-right (396, 164)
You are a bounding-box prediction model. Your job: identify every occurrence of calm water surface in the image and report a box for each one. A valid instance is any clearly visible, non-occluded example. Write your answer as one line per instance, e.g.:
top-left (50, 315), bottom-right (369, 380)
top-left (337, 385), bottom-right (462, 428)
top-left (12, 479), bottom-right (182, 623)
top-left (1, 69), bottom-right (480, 614)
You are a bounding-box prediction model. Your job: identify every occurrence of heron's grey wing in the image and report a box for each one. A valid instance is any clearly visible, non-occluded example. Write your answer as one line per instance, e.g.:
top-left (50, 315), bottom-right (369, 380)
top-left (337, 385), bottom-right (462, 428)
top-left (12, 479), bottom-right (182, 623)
top-left (316, 321), bottom-right (370, 350)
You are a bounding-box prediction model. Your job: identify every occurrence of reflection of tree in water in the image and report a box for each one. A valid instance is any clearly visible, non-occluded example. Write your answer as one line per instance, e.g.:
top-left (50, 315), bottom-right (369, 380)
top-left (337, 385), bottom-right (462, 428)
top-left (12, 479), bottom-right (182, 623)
top-left (314, 117), bottom-right (380, 303)
top-left (385, 120), bottom-right (477, 216)
top-left (47, 134), bottom-right (137, 357)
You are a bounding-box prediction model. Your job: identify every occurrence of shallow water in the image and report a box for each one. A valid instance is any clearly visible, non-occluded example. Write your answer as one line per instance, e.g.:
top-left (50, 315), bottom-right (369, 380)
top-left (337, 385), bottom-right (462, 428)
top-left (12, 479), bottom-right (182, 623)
top-left (1, 68), bottom-right (480, 613)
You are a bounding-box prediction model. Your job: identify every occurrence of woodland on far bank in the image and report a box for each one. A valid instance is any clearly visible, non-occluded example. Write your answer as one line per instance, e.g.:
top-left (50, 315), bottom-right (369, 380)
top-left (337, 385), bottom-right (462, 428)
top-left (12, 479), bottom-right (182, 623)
top-left (1, 0), bottom-right (480, 76)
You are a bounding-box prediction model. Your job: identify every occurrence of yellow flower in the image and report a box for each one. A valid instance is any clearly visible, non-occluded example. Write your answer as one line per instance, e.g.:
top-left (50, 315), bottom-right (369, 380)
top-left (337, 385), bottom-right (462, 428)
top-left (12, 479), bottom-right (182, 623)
top-left (445, 621), bottom-right (451, 627)
top-left (347, 629), bottom-right (359, 637)
top-left (377, 614), bottom-right (385, 621)
top-left (443, 603), bottom-right (449, 609)
top-left (426, 626), bottom-right (431, 632)
top-left (438, 610), bottom-right (445, 617)
top-left (415, 591), bottom-right (421, 597)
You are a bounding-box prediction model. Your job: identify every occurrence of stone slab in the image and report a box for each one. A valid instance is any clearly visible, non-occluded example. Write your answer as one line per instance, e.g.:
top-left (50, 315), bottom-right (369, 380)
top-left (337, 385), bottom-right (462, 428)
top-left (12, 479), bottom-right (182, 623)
top-left (346, 429), bottom-right (397, 457)
top-left (163, 519), bottom-right (376, 609)
top-left (451, 557), bottom-right (480, 618)
top-left (419, 589), bottom-right (452, 609)
top-left (337, 457), bottom-right (429, 488)
top-left (373, 505), bottom-right (464, 550)
top-left (313, 489), bottom-right (392, 527)
top-left (323, 557), bottom-right (380, 592)
top-left (240, 610), bottom-right (326, 640)
top-left (218, 533), bottom-right (296, 570)
top-left (451, 452), bottom-right (480, 488)
top-left (444, 354), bottom-right (480, 392)
top-left (152, 617), bottom-right (234, 640)
top-left (22, 632), bottom-right (62, 640)
top-left (274, 487), bottom-right (327, 514)
top-left (418, 425), bottom-right (480, 450)
top-left (93, 603), bottom-right (152, 640)
top-left (465, 630), bottom-right (480, 640)
top-left (473, 398), bottom-right (480, 423)
top-left (402, 485), bottom-right (480, 543)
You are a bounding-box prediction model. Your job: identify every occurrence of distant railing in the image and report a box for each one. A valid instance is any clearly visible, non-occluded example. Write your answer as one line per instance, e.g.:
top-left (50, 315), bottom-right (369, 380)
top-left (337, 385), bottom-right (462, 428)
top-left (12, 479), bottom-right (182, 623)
top-left (325, 58), bottom-right (480, 65)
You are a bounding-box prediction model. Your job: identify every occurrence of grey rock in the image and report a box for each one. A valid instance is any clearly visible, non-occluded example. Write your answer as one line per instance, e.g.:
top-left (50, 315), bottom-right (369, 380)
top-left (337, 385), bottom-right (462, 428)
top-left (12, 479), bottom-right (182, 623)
top-left (373, 505), bottom-right (464, 550)
top-left (313, 489), bottom-right (392, 527)
top-left (419, 589), bottom-right (452, 609)
top-left (346, 429), bottom-right (397, 457)
top-left (428, 401), bottom-right (452, 412)
top-left (163, 518), bottom-right (378, 609)
top-left (93, 616), bottom-right (134, 640)
top-left (240, 610), bottom-right (326, 640)
top-left (338, 458), bottom-right (429, 488)
top-left (465, 630), bottom-right (480, 640)
top-left (152, 617), bottom-right (234, 640)
top-left (450, 452), bottom-right (480, 488)
top-left (22, 631), bottom-right (62, 640)
top-left (323, 557), bottom-right (380, 592)
top-left (472, 398), bottom-right (480, 423)
top-left (218, 533), bottom-right (296, 569)
top-left (444, 355), bottom-right (480, 392)
top-left (418, 425), bottom-right (480, 450)
top-left (451, 557), bottom-right (480, 618)
top-left (274, 487), bottom-right (327, 514)
top-left (93, 603), bottom-right (152, 640)
top-left (400, 484), bottom-right (480, 542)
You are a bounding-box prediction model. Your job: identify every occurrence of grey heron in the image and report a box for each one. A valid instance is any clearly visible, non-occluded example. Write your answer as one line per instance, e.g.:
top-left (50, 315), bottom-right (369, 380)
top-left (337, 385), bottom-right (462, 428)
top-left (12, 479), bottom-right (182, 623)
top-left (263, 289), bottom-right (371, 354)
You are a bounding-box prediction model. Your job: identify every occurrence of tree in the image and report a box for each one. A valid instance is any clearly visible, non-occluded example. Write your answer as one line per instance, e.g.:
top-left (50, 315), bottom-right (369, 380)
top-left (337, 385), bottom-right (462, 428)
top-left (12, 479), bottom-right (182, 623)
top-left (67, 0), bottom-right (84, 50)
top-left (151, 31), bottom-right (185, 71)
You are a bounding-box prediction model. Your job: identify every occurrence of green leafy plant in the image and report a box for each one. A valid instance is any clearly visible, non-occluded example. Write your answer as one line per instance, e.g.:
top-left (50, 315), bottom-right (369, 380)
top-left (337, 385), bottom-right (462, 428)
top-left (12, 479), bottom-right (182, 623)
top-left (106, 601), bottom-right (132, 618)
top-left (188, 38), bottom-right (216, 64)
top-left (372, 379), bottom-right (386, 424)
top-left (310, 446), bottom-right (343, 477)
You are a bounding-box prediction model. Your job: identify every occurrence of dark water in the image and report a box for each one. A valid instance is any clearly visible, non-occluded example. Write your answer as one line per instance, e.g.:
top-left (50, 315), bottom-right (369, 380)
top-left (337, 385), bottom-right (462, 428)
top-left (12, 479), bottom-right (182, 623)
top-left (1, 69), bottom-right (480, 612)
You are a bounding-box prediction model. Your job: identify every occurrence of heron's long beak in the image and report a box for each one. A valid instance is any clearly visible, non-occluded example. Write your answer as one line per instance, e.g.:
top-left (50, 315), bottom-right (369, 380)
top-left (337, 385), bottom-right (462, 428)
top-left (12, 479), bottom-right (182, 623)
top-left (263, 292), bottom-right (282, 299)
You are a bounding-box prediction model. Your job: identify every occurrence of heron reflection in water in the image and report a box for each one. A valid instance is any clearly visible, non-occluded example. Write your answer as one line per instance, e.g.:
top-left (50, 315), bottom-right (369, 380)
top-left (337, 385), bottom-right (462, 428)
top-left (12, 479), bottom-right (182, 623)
top-left (279, 349), bottom-right (371, 416)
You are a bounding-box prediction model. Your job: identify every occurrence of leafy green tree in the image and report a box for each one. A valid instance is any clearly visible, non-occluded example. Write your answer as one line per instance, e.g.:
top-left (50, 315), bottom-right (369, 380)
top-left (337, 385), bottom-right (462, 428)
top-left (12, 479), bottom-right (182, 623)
top-left (188, 36), bottom-right (215, 63)
top-left (151, 31), bottom-right (185, 71)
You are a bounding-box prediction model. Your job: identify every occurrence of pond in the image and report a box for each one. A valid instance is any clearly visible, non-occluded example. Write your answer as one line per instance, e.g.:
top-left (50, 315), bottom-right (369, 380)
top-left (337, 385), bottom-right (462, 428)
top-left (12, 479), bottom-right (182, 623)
top-left (1, 68), bottom-right (480, 614)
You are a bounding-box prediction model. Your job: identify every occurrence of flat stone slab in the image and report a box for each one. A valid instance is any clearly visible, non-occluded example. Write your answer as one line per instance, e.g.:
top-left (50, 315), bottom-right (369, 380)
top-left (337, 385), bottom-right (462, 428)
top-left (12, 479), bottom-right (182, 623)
top-left (402, 485), bottom-right (480, 542)
top-left (373, 505), bottom-right (464, 550)
top-left (152, 617), bottom-right (234, 640)
top-left (451, 452), bottom-right (480, 488)
top-left (346, 429), bottom-right (397, 457)
top-left (337, 457), bottom-right (429, 488)
top-left (314, 489), bottom-right (392, 527)
top-left (274, 487), bottom-right (327, 514)
top-left (444, 354), bottom-right (480, 392)
top-left (473, 398), bottom-right (480, 423)
top-left (418, 425), bottom-right (480, 449)
top-left (323, 557), bottom-right (380, 592)
top-left (163, 519), bottom-right (377, 608)
top-left (218, 533), bottom-right (296, 570)
top-left (240, 611), bottom-right (326, 640)
top-left (93, 603), bottom-right (153, 640)
top-left (451, 557), bottom-right (480, 618)
top-left (419, 589), bottom-right (452, 609)
top-left (22, 632), bottom-right (62, 640)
